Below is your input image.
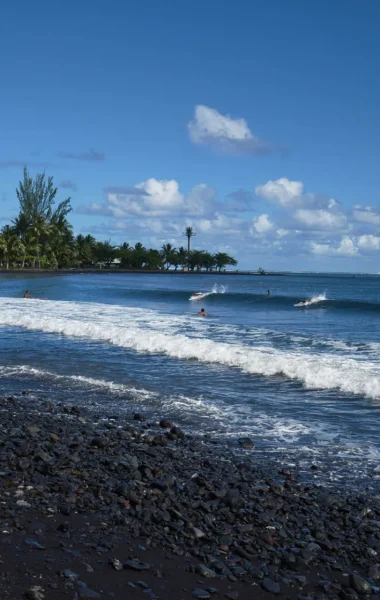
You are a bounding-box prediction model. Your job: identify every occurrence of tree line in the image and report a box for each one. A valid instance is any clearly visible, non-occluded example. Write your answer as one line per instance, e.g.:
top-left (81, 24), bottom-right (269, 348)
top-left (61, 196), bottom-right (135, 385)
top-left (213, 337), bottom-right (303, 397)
top-left (0, 168), bottom-right (238, 272)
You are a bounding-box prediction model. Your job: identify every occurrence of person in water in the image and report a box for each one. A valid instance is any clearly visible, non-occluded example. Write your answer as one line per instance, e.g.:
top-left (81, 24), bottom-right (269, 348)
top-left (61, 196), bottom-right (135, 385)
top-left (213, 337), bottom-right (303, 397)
top-left (23, 290), bottom-right (30, 298)
top-left (267, 290), bottom-right (270, 296)
top-left (198, 308), bottom-right (208, 316)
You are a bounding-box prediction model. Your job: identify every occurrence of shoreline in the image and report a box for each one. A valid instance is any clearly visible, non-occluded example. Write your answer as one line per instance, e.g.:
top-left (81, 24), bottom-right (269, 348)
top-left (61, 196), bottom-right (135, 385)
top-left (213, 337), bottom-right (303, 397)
top-left (0, 268), bottom-right (286, 276)
top-left (0, 392), bottom-right (379, 599)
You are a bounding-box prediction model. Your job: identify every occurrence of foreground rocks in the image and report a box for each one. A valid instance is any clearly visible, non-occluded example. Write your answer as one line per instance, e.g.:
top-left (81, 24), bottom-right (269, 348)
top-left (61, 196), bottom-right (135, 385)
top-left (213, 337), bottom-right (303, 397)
top-left (0, 394), bottom-right (380, 599)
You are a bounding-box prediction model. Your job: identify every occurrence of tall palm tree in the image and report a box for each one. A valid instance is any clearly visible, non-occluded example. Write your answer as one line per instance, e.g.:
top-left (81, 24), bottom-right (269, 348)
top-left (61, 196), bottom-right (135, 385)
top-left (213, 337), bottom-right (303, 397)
top-left (183, 226), bottom-right (196, 270)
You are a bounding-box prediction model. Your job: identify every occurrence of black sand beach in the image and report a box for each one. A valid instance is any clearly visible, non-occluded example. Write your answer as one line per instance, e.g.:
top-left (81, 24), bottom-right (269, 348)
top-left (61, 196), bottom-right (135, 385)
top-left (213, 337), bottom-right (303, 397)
top-left (0, 393), bottom-right (379, 600)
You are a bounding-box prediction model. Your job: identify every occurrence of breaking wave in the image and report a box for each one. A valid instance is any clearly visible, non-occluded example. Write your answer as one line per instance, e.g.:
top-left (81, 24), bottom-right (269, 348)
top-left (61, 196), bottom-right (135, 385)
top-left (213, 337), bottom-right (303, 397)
top-left (0, 298), bottom-right (379, 399)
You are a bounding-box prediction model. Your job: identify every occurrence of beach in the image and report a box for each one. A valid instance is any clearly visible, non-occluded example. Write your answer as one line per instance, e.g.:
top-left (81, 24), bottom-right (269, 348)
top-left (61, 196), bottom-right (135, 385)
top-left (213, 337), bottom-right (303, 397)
top-left (1, 392), bottom-right (380, 600)
top-left (1, 271), bottom-right (380, 598)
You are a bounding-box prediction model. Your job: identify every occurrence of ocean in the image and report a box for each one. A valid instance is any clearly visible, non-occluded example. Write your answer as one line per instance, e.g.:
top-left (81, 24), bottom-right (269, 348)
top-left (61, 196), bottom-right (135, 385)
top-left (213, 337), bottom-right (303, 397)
top-left (0, 271), bottom-right (379, 490)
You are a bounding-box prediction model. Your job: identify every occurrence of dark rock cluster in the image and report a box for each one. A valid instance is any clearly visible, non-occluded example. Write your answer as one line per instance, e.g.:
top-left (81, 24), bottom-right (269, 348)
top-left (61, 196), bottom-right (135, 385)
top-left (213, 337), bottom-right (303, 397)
top-left (0, 394), bottom-right (380, 599)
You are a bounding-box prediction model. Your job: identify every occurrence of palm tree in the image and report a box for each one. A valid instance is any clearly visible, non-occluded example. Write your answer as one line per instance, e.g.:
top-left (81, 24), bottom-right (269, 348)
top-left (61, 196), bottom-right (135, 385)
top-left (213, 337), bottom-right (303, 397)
top-left (12, 212), bottom-right (31, 268)
top-left (161, 243), bottom-right (176, 270)
top-left (176, 246), bottom-right (188, 271)
top-left (183, 226), bottom-right (196, 270)
top-left (0, 225), bottom-right (25, 269)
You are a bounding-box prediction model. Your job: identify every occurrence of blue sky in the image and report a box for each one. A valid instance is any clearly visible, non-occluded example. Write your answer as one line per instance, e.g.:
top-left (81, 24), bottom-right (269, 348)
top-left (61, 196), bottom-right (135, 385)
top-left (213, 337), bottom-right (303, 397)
top-left (1, 0), bottom-right (380, 271)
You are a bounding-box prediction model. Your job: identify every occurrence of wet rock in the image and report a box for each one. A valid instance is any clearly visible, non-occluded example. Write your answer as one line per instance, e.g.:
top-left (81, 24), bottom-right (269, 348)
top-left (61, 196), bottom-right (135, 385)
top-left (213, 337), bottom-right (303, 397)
top-left (349, 574), bottom-right (372, 595)
top-left (124, 560), bottom-right (152, 571)
top-left (262, 578), bottom-right (281, 595)
top-left (62, 569), bottom-right (79, 580)
top-left (193, 590), bottom-right (211, 599)
top-left (25, 539), bottom-right (46, 550)
top-left (109, 558), bottom-right (123, 571)
top-left (24, 587), bottom-right (45, 600)
top-left (133, 413), bottom-right (145, 421)
top-left (27, 425), bottom-right (40, 436)
top-left (223, 489), bottom-right (244, 510)
top-left (369, 564), bottom-right (380, 583)
top-left (159, 418), bottom-right (172, 428)
top-left (196, 564), bottom-right (217, 578)
top-left (189, 526), bottom-right (206, 539)
top-left (225, 593), bottom-right (239, 600)
top-left (75, 581), bottom-right (101, 599)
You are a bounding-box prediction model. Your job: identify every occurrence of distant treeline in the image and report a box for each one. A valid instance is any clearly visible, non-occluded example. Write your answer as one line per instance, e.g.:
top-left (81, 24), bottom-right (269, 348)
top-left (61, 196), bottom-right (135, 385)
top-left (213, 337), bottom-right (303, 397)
top-left (0, 168), bottom-right (237, 272)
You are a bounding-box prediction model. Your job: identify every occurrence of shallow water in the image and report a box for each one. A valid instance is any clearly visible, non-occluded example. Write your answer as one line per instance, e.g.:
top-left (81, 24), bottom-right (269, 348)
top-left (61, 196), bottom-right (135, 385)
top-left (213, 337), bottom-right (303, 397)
top-left (1, 271), bottom-right (380, 489)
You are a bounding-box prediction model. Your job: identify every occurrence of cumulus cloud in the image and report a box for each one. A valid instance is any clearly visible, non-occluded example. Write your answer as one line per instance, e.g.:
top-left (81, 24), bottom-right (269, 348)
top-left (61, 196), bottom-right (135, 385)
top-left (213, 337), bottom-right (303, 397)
top-left (59, 149), bottom-right (105, 161)
top-left (352, 206), bottom-right (380, 226)
top-left (294, 208), bottom-right (347, 230)
top-left (255, 177), bottom-right (341, 213)
top-left (357, 234), bottom-right (380, 250)
top-left (188, 105), bottom-right (270, 155)
top-left (256, 178), bottom-right (304, 207)
top-left (251, 214), bottom-right (273, 234)
top-left (310, 236), bottom-right (358, 257)
top-left (80, 178), bottom-right (216, 219)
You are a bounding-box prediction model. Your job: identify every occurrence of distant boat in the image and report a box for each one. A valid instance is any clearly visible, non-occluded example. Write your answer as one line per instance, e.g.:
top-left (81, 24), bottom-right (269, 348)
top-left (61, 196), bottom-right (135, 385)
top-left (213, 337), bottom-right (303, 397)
top-left (258, 267), bottom-right (266, 275)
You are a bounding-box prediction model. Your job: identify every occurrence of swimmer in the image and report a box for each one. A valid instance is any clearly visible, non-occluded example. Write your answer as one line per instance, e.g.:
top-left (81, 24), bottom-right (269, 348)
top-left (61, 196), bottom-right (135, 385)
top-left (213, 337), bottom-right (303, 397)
top-left (267, 290), bottom-right (270, 296)
top-left (197, 308), bottom-right (208, 317)
top-left (23, 290), bottom-right (30, 298)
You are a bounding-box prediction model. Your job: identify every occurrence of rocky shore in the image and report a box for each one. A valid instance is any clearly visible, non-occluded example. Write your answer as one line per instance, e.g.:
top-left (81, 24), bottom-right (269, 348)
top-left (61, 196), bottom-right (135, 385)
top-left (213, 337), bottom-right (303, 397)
top-left (1, 393), bottom-right (380, 600)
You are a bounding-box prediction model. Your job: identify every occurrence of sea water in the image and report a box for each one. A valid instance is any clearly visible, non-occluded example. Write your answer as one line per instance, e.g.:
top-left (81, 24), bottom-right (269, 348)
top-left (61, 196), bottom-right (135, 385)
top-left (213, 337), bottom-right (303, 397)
top-left (0, 271), bottom-right (379, 489)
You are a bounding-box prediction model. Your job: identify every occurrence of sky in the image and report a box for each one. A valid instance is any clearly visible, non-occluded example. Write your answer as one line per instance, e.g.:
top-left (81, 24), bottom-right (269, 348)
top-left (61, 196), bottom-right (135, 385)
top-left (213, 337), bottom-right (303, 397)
top-left (1, 0), bottom-right (380, 272)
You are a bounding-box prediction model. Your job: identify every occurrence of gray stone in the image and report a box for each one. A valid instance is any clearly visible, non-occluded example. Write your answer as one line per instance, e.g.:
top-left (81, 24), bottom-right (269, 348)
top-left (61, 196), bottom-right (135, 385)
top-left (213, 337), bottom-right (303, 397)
top-left (24, 587), bottom-right (45, 600)
top-left (196, 564), bottom-right (217, 578)
top-left (369, 565), bottom-right (380, 583)
top-left (63, 570), bottom-right (79, 580)
top-left (350, 574), bottom-right (372, 595)
top-left (124, 560), bottom-right (152, 571)
top-left (193, 590), bottom-right (211, 599)
top-left (109, 558), bottom-right (123, 571)
top-left (262, 578), bottom-right (281, 595)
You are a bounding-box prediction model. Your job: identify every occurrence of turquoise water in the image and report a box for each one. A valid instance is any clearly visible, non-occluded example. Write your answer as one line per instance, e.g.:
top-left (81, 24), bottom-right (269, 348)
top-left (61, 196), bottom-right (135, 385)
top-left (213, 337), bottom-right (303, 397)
top-left (0, 271), bottom-right (380, 488)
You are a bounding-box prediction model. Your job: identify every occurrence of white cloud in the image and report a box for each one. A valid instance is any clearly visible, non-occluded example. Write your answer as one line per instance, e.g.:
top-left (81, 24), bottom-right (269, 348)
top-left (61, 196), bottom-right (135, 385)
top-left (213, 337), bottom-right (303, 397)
top-left (276, 228), bottom-right (289, 238)
top-left (188, 105), bottom-right (268, 154)
top-left (255, 177), bottom-right (304, 207)
top-left (353, 207), bottom-right (380, 225)
top-left (251, 213), bottom-right (273, 234)
top-left (100, 178), bottom-right (216, 218)
top-left (310, 236), bottom-right (358, 257)
top-left (294, 208), bottom-right (347, 230)
top-left (255, 178), bottom-right (341, 212)
top-left (357, 234), bottom-right (380, 250)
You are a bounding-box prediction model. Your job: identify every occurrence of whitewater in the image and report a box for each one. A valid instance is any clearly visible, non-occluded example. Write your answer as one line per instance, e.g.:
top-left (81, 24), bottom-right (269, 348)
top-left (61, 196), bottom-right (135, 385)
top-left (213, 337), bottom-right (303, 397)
top-left (0, 297), bottom-right (379, 399)
top-left (1, 271), bottom-right (380, 487)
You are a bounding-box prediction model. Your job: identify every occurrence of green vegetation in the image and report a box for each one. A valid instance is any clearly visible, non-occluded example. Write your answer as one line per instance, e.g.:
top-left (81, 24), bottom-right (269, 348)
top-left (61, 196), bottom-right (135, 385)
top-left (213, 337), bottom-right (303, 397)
top-left (0, 168), bottom-right (238, 272)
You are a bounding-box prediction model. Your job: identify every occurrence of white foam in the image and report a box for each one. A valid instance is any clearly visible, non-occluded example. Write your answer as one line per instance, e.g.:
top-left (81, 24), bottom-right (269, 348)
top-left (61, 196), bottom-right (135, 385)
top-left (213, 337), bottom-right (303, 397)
top-left (0, 364), bottom-right (157, 400)
top-left (0, 298), bottom-right (380, 399)
top-left (294, 293), bottom-right (327, 307)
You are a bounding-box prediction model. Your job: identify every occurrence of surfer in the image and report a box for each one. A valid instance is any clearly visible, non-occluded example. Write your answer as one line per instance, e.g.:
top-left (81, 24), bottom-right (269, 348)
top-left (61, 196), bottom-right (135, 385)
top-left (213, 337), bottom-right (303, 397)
top-left (23, 290), bottom-right (30, 298)
top-left (198, 308), bottom-right (208, 317)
